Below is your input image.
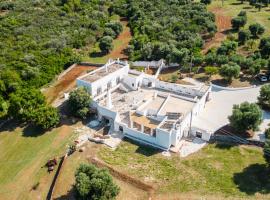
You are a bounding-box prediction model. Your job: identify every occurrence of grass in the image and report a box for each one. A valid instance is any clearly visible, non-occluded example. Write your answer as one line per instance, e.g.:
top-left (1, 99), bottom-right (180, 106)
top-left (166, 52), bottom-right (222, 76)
top-left (209, 0), bottom-right (270, 35)
top-left (0, 122), bottom-right (76, 199)
top-left (52, 142), bottom-right (149, 200)
top-left (98, 139), bottom-right (270, 199)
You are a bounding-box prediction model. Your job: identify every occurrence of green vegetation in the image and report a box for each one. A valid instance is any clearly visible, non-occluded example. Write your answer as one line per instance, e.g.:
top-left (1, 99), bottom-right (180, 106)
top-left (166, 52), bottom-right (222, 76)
top-left (111, 0), bottom-right (216, 64)
top-left (0, 0), bottom-right (115, 122)
top-left (208, 0), bottom-right (270, 34)
top-left (99, 139), bottom-right (269, 198)
top-left (264, 132), bottom-right (270, 166)
top-left (99, 36), bottom-right (114, 54)
top-left (67, 87), bottom-right (92, 119)
top-left (8, 88), bottom-right (59, 129)
top-left (205, 66), bottom-right (219, 77)
top-left (228, 102), bottom-right (263, 133)
top-left (75, 163), bottom-right (120, 200)
top-left (231, 11), bottom-right (247, 31)
top-left (258, 84), bottom-right (270, 109)
top-left (219, 62), bottom-right (240, 82)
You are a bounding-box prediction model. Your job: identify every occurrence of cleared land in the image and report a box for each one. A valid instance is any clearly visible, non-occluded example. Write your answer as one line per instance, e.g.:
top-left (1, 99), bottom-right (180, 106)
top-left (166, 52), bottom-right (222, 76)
top-left (42, 64), bottom-right (98, 105)
top-left (203, 7), bottom-right (232, 53)
top-left (84, 18), bottom-right (132, 64)
top-left (98, 139), bottom-right (270, 199)
top-left (209, 0), bottom-right (270, 36)
top-left (0, 121), bottom-right (77, 200)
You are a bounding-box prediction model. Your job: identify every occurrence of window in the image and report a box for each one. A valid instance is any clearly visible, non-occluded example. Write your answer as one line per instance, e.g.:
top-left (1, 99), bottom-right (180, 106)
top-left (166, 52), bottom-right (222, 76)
top-left (152, 129), bottom-right (156, 137)
top-left (119, 126), bottom-right (123, 132)
top-left (196, 131), bottom-right (202, 138)
top-left (116, 77), bottom-right (120, 84)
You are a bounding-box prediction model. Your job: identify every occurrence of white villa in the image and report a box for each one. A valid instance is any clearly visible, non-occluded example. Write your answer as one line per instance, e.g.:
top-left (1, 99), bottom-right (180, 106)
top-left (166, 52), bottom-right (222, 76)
top-left (76, 59), bottom-right (212, 150)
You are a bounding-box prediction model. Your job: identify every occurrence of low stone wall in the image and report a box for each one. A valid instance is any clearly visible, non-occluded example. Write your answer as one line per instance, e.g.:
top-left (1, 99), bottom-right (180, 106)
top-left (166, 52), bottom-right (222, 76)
top-left (211, 83), bottom-right (258, 91)
top-left (210, 134), bottom-right (264, 147)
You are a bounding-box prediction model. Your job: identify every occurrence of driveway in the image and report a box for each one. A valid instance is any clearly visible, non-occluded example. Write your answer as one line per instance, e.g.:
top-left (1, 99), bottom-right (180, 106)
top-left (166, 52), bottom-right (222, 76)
top-left (192, 85), bottom-right (268, 142)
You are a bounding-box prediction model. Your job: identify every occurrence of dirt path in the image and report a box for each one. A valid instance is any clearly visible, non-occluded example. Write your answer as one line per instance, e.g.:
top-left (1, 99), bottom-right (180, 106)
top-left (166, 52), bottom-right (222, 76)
top-left (43, 65), bottom-right (98, 105)
top-left (107, 18), bottom-right (132, 59)
top-left (202, 7), bottom-right (232, 54)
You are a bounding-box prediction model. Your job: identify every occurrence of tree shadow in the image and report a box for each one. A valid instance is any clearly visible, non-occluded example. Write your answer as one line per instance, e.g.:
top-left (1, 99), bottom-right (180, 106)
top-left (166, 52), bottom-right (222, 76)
top-left (231, 1), bottom-right (243, 5)
top-left (89, 51), bottom-right (106, 58)
top-left (233, 163), bottom-right (270, 195)
top-left (54, 187), bottom-right (77, 200)
top-left (123, 138), bottom-right (162, 156)
top-left (214, 142), bottom-right (239, 149)
top-left (243, 6), bottom-right (253, 9)
top-left (22, 124), bottom-right (46, 137)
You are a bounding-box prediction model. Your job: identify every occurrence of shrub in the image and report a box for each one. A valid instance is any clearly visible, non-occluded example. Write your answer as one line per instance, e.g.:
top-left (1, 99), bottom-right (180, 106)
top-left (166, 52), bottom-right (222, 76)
top-left (228, 102), bottom-right (262, 133)
top-left (204, 66), bottom-right (219, 77)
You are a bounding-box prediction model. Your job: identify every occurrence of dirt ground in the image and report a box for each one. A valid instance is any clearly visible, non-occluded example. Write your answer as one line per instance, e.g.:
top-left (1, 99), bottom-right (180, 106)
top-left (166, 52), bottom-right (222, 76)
top-left (43, 65), bottom-right (98, 105)
top-left (203, 7), bottom-right (232, 54)
top-left (109, 19), bottom-right (132, 60)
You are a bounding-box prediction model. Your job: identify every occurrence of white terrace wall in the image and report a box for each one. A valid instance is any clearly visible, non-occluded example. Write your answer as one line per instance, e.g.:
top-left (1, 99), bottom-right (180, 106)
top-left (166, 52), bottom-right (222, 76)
top-left (90, 65), bottom-right (129, 97)
top-left (154, 80), bottom-right (199, 97)
top-left (123, 125), bottom-right (172, 149)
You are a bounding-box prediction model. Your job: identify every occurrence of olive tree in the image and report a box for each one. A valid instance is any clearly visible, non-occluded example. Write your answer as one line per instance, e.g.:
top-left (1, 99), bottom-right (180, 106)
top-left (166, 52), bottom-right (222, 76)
top-left (258, 84), bottom-right (270, 109)
top-left (259, 37), bottom-right (270, 59)
top-left (249, 23), bottom-right (265, 38)
top-left (99, 36), bottom-right (113, 54)
top-left (219, 63), bottom-right (240, 83)
top-left (238, 30), bottom-right (251, 45)
top-left (229, 102), bottom-right (262, 133)
top-left (75, 163), bottom-right (120, 200)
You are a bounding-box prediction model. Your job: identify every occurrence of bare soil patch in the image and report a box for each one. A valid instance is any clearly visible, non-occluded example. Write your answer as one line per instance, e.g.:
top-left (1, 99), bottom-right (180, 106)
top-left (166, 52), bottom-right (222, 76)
top-left (203, 7), bottom-right (232, 54)
top-left (43, 65), bottom-right (98, 105)
top-left (109, 18), bottom-right (132, 59)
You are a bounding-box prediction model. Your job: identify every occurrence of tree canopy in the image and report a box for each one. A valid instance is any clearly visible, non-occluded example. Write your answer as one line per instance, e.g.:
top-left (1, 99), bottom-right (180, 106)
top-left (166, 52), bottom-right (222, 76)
top-left (110, 0), bottom-right (216, 64)
top-left (75, 163), bottom-right (120, 200)
top-left (219, 62), bottom-right (241, 83)
top-left (258, 84), bottom-right (270, 109)
top-left (228, 102), bottom-right (262, 133)
top-left (68, 87), bottom-right (92, 119)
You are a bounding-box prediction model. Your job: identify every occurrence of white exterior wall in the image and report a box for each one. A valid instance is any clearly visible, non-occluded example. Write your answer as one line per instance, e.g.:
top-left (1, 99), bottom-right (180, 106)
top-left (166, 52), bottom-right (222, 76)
top-left (123, 126), bottom-right (172, 149)
top-left (91, 66), bottom-right (129, 97)
top-left (191, 127), bottom-right (212, 141)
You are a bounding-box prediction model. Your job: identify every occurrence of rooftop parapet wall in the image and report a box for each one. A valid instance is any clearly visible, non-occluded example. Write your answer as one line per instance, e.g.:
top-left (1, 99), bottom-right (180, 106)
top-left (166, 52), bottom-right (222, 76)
top-left (77, 59), bottom-right (129, 83)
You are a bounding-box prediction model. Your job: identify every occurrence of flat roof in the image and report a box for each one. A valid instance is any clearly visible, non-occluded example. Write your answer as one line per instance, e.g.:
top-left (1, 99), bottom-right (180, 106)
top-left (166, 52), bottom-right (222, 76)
top-left (81, 63), bottom-right (123, 82)
top-left (159, 96), bottom-right (194, 116)
top-left (131, 113), bottom-right (160, 129)
top-left (139, 95), bottom-right (166, 112)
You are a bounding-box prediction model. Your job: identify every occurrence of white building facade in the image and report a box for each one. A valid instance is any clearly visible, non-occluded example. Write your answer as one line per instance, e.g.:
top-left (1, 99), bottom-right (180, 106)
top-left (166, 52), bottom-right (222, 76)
top-left (76, 59), bottom-right (212, 150)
